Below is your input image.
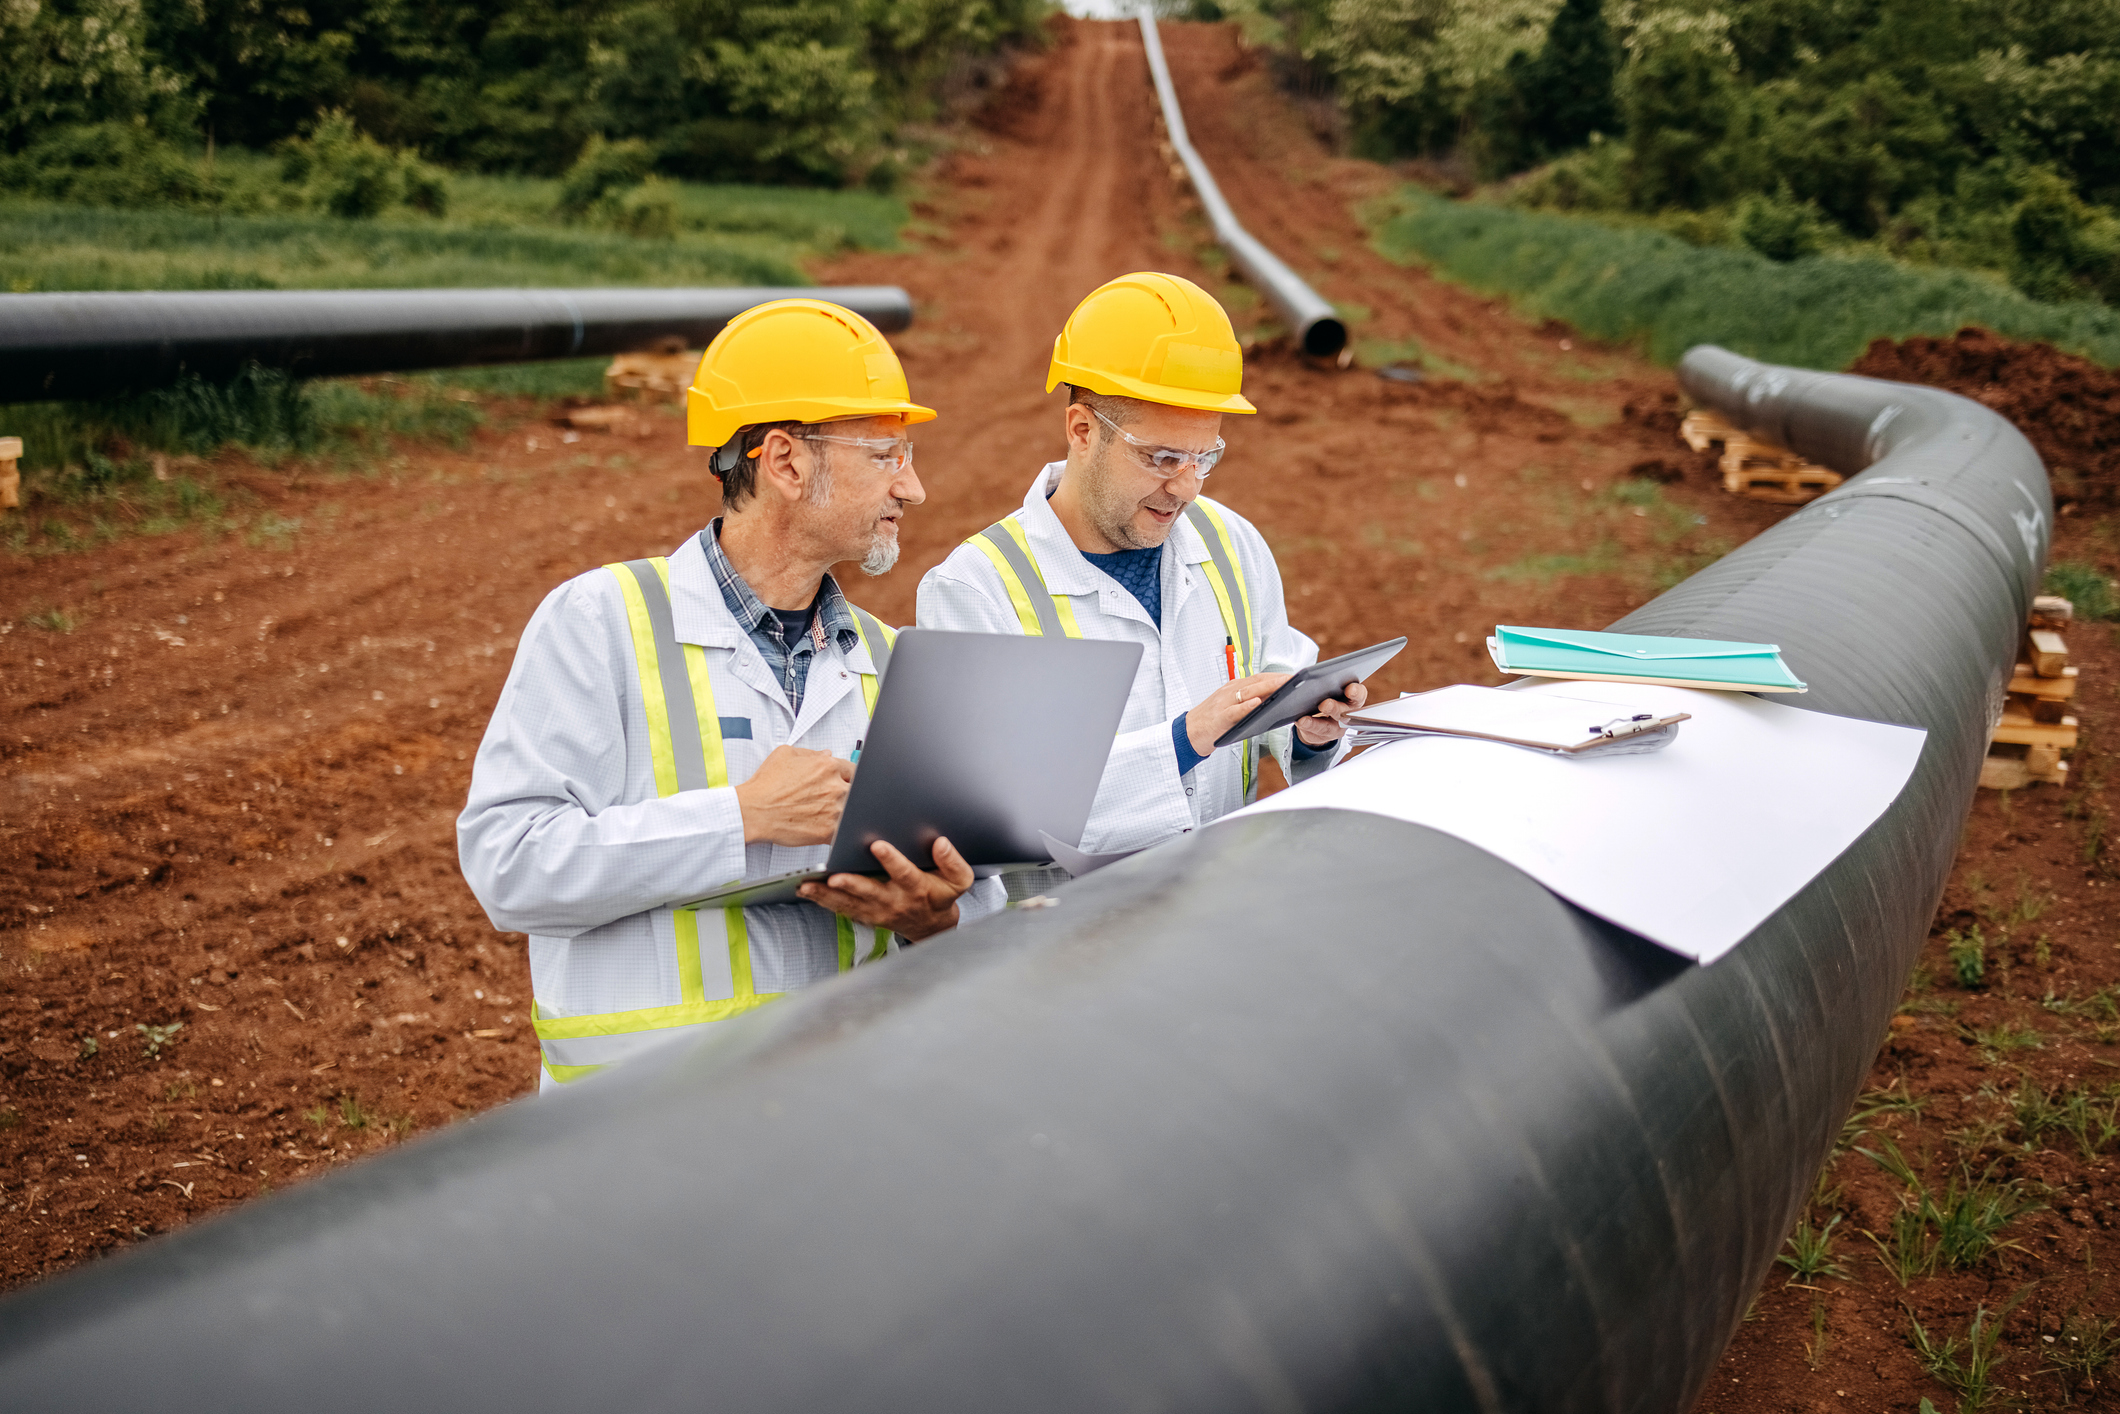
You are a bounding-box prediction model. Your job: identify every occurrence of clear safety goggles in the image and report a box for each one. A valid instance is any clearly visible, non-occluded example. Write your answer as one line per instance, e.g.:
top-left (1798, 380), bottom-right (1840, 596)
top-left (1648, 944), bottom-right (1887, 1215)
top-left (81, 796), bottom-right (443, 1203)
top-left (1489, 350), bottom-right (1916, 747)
top-left (1091, 405), bottom-right (1224, 479)
top-left (796, 431), bottom-right (916, 474)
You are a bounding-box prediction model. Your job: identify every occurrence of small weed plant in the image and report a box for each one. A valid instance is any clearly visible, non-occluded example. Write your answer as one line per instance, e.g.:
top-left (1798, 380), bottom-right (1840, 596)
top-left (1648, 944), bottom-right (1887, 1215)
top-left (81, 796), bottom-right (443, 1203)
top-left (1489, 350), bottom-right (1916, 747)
top-left (136, 1021), bottom-right (183, 1060)
top-left (1858, 1136), bottom-right (2040, 1275)
top-left (338, 1093), bottom-right (372, 1130)
top-left (0, 1107), bottom-right (19, 1130)
top-left (1909, 1289), bottom-right (2031, 1414)
top-left (77, 1034), bottom-right (98, 1060)
top-left (2013, 1080), bottom-right (2120, 1159)
top-left (1947, 926), bottom-right (1989, 988)
top-left (2049, 1307), bottom-right (2120, 1394)
top-left (1777, 1213), bottom-right (1847, 1283)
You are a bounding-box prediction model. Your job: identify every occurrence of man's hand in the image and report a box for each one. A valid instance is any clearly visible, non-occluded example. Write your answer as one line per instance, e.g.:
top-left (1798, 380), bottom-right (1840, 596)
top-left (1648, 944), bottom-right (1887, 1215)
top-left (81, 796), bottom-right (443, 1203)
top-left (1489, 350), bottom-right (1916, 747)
top-left (735, 745), bottom-right (853, 846)
top-left (797, 836), bottom-right (976, 943)
top-left (1185, 672), bottom-right (1292, 757)
top-left (1296, 680), bottom-right (1369, 747)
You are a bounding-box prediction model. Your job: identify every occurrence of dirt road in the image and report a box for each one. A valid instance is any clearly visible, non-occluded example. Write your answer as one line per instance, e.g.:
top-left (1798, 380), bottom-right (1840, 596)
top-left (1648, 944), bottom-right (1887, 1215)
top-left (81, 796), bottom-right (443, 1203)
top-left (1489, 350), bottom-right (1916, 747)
top-left (3, 18), bottom-right (1793, 1289)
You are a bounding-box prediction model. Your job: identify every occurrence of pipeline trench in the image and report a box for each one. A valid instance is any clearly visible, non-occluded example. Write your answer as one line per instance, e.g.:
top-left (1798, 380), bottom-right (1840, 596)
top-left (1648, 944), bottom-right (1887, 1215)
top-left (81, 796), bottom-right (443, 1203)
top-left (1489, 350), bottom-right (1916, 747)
top-left (2, 16), bottom-right (2119, 1410)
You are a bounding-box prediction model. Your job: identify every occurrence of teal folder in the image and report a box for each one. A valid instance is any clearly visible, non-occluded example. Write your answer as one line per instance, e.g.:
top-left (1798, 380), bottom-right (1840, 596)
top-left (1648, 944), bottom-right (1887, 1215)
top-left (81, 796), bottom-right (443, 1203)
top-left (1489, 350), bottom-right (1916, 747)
top-left (1489, 626), bottom-right (1807, 693)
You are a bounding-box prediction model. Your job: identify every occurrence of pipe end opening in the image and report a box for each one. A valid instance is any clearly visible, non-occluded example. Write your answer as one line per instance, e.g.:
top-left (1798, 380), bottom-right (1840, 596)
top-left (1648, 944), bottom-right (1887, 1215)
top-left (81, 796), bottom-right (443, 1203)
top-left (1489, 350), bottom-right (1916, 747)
top-left (1301, 318), bottom-right (1348, 361)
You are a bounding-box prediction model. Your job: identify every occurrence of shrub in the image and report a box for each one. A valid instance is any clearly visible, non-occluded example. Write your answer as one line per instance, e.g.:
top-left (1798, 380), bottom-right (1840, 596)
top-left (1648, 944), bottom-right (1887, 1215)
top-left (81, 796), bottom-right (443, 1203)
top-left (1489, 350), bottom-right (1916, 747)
top-left (277, 112), bottom-right (449, 220)
top-left (0, 123), bottom-right (214, 209)
top-left (1735, 190), bottom-right (1830, 263)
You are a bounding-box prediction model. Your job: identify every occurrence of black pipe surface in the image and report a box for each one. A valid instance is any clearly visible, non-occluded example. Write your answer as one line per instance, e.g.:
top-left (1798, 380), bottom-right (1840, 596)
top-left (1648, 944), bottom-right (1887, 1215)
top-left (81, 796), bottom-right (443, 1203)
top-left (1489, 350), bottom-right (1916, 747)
top-left (0, 348), bottom-right (2047, 1411)
top-left (0, 285), bottom-right (913, 403)
top-left (1138, 16), bottom-right (1348, 360)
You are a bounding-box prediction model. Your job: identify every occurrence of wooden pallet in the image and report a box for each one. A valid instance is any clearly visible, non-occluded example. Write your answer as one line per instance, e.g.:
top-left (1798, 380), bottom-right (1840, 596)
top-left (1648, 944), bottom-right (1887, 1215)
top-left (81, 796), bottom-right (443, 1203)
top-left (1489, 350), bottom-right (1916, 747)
top-left (0, 435), bottom-right (18, 512)
top-left (604, 347), bottom-right (699, 404)
top-left (1982, 745), bottom-right (2069, 790)
top-left (1678, 409), bottom-right (1844, 504)
top-left (1982, 594), bottom-right (2084, 786)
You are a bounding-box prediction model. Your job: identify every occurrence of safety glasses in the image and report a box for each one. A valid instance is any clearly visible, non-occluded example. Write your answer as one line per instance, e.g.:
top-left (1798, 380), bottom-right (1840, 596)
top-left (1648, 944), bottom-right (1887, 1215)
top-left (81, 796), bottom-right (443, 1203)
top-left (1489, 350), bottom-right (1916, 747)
top-left (1089, 406), bottom-right (1224, 480)
top-left (797, 432), bottom-right (916, 474)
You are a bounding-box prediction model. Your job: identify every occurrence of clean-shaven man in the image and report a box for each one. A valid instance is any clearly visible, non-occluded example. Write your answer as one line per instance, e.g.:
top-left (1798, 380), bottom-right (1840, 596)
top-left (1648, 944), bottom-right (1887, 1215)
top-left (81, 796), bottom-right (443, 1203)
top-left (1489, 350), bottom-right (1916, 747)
top-left (917, 271), bottom-right (1363, 863)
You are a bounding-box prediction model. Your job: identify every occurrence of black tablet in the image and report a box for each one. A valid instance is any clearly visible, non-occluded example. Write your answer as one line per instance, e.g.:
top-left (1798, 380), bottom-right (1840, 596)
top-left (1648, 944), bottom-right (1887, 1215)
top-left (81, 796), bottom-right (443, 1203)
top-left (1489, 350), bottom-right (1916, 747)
top-left (1213, 636), bottom-right (1408, 749)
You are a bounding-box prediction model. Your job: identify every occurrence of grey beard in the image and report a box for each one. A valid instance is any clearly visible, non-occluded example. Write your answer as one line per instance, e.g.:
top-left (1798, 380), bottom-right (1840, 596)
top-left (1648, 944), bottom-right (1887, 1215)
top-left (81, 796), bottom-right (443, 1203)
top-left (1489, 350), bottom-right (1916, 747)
top-left (861, 531), bottom-right (900, 576)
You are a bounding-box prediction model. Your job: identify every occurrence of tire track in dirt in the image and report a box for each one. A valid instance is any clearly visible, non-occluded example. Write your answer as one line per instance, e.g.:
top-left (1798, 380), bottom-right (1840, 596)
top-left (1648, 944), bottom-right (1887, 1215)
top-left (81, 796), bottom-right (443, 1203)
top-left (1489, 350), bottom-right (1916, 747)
top-left (1, 16), bottom-right (1782, 1288)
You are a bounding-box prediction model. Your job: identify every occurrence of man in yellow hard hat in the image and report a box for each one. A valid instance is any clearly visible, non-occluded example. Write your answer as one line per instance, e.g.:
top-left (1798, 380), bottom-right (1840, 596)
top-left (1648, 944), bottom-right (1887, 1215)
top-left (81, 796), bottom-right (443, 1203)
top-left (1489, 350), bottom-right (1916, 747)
top-left (916, 272), bottom-right (1363, 869)
top-left (459, 298), bottom-right (998, 1091)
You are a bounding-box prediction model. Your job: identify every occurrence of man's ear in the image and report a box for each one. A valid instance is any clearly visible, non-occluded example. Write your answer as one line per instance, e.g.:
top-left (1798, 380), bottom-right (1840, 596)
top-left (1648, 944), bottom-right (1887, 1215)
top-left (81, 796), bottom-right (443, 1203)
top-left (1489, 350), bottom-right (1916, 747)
top-left (1064, 402), bottom-right (1097, 457)
top-left (754, 428), bottom-right (810, 504)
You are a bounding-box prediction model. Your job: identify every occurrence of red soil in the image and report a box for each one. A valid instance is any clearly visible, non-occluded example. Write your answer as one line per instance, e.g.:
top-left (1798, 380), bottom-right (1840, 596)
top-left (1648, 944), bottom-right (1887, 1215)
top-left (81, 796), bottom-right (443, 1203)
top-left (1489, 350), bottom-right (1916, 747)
top-left (1853, 326), bottom-right (2120, 507)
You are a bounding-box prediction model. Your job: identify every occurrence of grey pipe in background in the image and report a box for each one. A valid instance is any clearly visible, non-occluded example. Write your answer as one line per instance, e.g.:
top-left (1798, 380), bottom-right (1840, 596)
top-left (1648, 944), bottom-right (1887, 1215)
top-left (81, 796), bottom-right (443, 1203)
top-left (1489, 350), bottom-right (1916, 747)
top-left (1137, 15), bottom-right (1348, 360)
top-left (0, 285), bottom-right (914, 403)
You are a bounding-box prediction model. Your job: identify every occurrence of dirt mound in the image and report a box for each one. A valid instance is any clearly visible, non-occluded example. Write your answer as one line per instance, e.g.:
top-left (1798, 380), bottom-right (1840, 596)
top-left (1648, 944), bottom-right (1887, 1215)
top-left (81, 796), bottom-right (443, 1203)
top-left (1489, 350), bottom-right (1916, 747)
top-left (1851, 326), bottom-right (2120, 505)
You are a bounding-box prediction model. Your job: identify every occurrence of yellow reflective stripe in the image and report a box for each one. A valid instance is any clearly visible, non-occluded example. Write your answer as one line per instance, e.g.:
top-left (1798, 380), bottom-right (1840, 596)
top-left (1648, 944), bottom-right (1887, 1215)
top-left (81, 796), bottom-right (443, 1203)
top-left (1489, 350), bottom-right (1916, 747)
top-left (725, 903), bottom-right (757, 1000)
top-left (607, 561), bottom-right (681, 798)
top-left (987, 517), bottom-right (1084, 638)
top-left (674, 906), bottom-right (707, 1006)
top-left (836, 914), bottom-right (856, 972)
top-left (852, 613), bottom-right (892, 715)
top-left (678, 641), bottom-right (729, 789)
top-left (542, 1061), bottom-right (605, 1085)
top-left (531, 990), bottom-right (779, 1041)
top-left (970, 533), bottom-right (1047, 635)
top-left (866, 927), bottom-right (890, 963)
top-left (1191, 499), bottom-right (1255, 668)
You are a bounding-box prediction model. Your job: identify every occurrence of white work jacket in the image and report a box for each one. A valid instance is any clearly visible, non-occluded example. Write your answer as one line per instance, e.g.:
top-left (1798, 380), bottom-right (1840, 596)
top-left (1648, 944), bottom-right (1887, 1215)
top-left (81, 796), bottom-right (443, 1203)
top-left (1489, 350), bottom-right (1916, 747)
top-left (459, 530), bottom-right (1001, 1089)
top-left (916, 462), bottom-right (1320, 855)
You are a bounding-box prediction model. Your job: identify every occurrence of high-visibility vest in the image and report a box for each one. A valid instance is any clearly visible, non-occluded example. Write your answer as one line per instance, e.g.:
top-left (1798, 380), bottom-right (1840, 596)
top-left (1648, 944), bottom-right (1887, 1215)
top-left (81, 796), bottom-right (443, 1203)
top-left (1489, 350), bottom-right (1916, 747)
top-left (965, 498), bottom-right (1260, 798)
top-left (530, 555), bottom-right (896, 1085)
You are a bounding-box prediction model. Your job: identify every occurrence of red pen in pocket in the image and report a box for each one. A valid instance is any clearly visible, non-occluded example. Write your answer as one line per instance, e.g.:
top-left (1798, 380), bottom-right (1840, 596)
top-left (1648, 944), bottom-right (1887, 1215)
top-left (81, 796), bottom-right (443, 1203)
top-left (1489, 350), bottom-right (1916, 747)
top-left (1224, 635), bottom-right (1236, 682)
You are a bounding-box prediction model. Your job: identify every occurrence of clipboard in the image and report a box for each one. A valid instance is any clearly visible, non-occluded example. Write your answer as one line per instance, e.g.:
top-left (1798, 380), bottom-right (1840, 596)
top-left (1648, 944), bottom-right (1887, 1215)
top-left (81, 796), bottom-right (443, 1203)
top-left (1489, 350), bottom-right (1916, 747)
top-left (1346, 684), bottom-right (1691, 754)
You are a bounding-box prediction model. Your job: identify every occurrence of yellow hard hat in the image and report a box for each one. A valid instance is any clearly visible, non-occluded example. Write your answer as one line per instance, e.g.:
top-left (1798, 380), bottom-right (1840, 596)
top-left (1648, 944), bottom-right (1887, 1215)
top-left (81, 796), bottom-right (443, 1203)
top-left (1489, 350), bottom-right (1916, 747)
top-left (686, 298), bottom-right (936, 448)
top-left (1045, 272), bottom-right (1256, 415)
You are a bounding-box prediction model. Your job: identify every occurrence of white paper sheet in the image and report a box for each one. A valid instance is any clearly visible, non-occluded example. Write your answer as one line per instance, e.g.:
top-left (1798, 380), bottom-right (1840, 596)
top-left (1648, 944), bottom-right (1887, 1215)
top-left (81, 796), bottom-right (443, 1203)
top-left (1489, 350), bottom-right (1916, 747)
top-left (1233, 680), bottom-right (1926, 964)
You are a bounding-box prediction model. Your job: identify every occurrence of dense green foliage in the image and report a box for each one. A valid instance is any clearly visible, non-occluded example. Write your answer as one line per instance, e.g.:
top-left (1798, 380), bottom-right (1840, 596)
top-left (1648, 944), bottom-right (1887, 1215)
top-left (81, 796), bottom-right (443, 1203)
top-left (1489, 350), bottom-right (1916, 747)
top-left (1201, 0), bottom-right (2120, 309)
top-left (0, 0), bottom-right (1046, 191)
top-left (1370, 188), bottom-right (2120, 370)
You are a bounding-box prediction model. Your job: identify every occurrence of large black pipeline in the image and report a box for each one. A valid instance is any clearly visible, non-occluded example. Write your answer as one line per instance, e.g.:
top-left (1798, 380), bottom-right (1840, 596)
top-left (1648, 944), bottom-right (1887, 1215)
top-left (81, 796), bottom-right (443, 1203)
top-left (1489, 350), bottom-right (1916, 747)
top-left (1139, 16), bottom-right (1348, 361)
top-left (0, 348), bottom-right (2045, 1411)
top-left (0, 285), bottom-right (913, 403)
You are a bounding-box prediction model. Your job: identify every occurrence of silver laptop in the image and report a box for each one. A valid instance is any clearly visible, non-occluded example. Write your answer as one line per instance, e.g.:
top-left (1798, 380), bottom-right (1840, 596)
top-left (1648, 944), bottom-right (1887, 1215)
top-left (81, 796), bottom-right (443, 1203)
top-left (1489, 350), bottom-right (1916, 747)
top-left (677, 628), bottom-right (1143, 909)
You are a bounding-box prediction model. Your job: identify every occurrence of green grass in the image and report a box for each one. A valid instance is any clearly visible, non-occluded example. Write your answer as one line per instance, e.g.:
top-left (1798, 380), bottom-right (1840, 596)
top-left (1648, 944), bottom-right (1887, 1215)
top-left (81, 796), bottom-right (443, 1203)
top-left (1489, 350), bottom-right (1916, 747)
top-left (1368, 189), bottom-right (2120, 371)
top-left (0, 173), bottom-right (904, 295)
top-left (1776, 1213), bottom-right (1847, 1283)
top-left (2047, 560), bottom-right (2119, 621)
top-left (1910, 1291), bottom-right (2031, 1414)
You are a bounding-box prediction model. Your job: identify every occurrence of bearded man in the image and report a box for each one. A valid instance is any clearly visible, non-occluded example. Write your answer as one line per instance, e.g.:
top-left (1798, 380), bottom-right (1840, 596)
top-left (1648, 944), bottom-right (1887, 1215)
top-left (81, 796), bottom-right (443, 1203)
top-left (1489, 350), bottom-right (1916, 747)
top-left (460, 298), bottom-right (998, 1091)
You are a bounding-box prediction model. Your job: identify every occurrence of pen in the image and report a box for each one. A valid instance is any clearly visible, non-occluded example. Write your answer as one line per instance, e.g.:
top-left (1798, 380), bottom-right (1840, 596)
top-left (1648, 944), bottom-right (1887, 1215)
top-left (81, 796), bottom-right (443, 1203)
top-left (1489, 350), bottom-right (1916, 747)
top-left (850, 738), bottom-right (863, 765)
top-left (1224, 636), bottom-right (1236, 682)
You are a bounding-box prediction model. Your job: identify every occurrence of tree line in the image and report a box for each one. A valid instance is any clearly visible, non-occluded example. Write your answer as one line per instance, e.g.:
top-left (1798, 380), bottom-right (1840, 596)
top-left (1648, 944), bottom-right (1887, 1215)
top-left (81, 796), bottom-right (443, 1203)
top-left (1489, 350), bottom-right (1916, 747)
top-left (1193, 0), bottom-right (2120, 307)
top-left (1, 0), bottom-right (1046, 206)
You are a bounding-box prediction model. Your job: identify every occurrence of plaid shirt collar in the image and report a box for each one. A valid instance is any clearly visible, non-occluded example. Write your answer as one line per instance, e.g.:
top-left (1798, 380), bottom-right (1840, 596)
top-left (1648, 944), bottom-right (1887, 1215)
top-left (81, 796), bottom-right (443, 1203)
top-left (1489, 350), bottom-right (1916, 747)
top-left (701, 521), bottom-right (859, 707)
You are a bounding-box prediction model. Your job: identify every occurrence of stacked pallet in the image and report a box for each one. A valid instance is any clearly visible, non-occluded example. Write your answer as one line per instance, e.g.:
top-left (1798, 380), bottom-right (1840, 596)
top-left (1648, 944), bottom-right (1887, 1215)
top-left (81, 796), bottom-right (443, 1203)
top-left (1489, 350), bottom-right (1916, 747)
top-left (604, 341), bottom-right (700, 404)
top-left (1679, 409), bottom-right (1845, 504)
top-left (1, 436), bottom-right (18, 512)
top-left (1981, 594), bottom-right (2080, 789)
